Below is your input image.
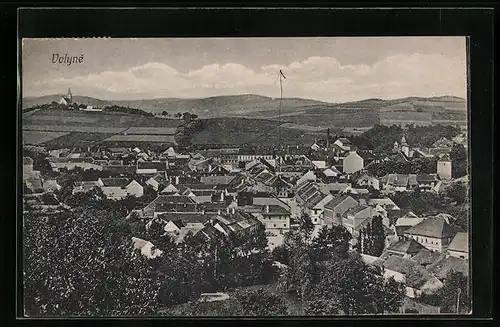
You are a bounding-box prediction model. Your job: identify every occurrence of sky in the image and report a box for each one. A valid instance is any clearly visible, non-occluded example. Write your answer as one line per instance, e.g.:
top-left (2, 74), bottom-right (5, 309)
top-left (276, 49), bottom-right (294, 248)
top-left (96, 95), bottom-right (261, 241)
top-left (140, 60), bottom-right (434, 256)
top-left (22, 37), bottom-right (467, 103)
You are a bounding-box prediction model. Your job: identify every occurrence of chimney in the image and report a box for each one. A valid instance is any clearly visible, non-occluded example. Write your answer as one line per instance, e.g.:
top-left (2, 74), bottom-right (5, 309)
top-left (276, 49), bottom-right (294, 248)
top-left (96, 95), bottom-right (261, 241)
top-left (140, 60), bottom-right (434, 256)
top-left (226, 207), bottom-right (230, 214)
top-left (175, 176), bottom-right (179, 185)
top-left (231, 207), bottom-right (235, 214)
top-left (265, 205), bottom-right (269, 213)
top-left (217, 209), bottom-right (221, 215)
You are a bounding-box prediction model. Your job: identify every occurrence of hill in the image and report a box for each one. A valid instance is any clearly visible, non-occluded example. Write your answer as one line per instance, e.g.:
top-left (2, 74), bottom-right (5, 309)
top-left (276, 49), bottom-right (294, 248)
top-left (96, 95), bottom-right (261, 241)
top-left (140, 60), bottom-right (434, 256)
top-left (112, 94), bottom-right (329, 117)
top-left (22, 95), bottom-right (111, 109)
top-left (22, 93), bottom-right (467, 132)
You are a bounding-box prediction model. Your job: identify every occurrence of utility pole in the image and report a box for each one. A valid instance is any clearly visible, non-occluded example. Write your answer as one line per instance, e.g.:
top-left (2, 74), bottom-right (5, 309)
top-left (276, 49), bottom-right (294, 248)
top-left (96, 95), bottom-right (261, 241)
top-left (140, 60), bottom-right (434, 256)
top-left (456, 287), bottom-right (461, 313)
top-left (278, 70), bottom-right (286, 172)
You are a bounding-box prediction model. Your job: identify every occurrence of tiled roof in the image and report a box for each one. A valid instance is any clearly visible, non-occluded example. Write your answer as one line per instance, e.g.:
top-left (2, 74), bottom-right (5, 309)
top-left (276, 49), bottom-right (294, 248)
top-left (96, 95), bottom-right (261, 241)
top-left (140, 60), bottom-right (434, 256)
top-left (412, 248), bottom-right (442, 266)
top-left (427, 254), bottom-right (468, 280)
top-left (324, 195), bottom-right (357, 211)
top-left (404, 217), bottom-right (458, 239)
top-left (100, 178), bottom-right (130, 188)
top-left (387, 238), bottom-right (425, 255)
top-left (447, 232), bottom-right (468, 254)
top-left (417, 174), bottom-right (438, 183)
top-left (157, 212), bottom-right (212, 224)
top-left (376, 255), bottom-right (435, 289)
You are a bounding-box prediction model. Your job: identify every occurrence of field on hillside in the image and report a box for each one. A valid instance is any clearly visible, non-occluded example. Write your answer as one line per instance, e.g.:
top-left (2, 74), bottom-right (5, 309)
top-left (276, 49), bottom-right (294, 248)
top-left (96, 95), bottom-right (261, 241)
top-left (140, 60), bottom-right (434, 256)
top-left (21, 108), bottom-right (182, 148)
top-left (23, 131), bottom-right (70, 145)
top-left (42, 132), bottom-right (116, 148)
top-left (189, 118), bottom-right (322, 147)
top-left (23, 109), bottom-right (182, 128)
top-left (282, 107), bottom-right (380, 128)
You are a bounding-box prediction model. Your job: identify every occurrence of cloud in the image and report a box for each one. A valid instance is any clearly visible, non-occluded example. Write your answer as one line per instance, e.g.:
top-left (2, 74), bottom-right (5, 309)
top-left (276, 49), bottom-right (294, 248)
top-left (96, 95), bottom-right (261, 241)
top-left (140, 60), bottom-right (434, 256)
top-left (24, 53), bottom-right (466, 102)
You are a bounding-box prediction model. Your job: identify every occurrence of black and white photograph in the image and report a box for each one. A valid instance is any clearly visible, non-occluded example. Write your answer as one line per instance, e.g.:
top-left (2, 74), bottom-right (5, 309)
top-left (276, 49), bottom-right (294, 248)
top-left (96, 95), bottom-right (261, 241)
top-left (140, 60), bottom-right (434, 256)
top-left (21, 36), bottom-right (470, 316)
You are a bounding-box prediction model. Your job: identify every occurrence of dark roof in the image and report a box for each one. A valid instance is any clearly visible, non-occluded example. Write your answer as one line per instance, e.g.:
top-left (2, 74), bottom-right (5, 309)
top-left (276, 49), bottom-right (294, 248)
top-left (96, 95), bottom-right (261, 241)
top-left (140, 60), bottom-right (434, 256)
top-left (157, 212), bottom-right (212, 224)
top-left (324, 195), bottom-right (356, 211)
top-left (404, 217), bottom-right (458, 239)
top-left (344, 204), bottom-right (369, 217)
top-left (447, 232), bottom-right (469, 254)
top-left (375, 255), bottom-right (435, 289)
top-left (138, 161), bottom-right (166, 171)
top-left (200, 175), bottom-right (235, 185)
top-left (387, 239), bottom-right (425, 255)
top-left (427, 254), bottom-right (468, 280)
top-left (100, 178), bottom-right (130, 187)
top-left (412, 248), bottom-right (442, 266)
top-left (416, 174), bottom-right (438, 183)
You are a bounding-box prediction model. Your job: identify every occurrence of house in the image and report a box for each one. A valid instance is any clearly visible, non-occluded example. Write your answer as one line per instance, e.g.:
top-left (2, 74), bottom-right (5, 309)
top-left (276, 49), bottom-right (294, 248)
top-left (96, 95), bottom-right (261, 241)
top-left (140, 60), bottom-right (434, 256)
top-left (393, 212), bottom-right (424, 239)
top-left (426, 254), bottom-right (468, 282)
top-left (447, 232), bottom-right (469, 260)
top-left (319, 182), bottom-right (351, 194)
top-left (411, 248), bottom-right (442, 269)
top-left (200, 175), bottom-right (236, 186)
top-left (137, 160), bottom-right (167, 174)
top-left (160, 182), bottom-right (179, 195)
top-left (323, 195), bottom-right (359, 227)
top-left (131, 237), bottom-right (163, 259)
top-left (322, 166), bottom-right (341, 179)
top-left (142, 195), bottom-right (199, 217)
top-left (437, 154), bottom-right (452, 180)
top-left (355, 173), bottom-right (380, 190)
top-left (373, 255), bottom-right (443, 298)
top-left (295, 171), bottom-right (317, 186)
top-left (311, 160), bottom-right (327, 170)
top-left (98, 178), bottom-right (144, 200)
top-left (42, 180), bottom-right (62, 193)
top-left (295, 181), bottom-right (333, 225)
top-left (48, 157), bottom-right (102, 172)
top-left (379, 174), bottom-right (410, 192)
top-left (158, 212), bottom-right (214, 243)
top-left (416, 174), bottom-right (439, 190)
top-left (342, 151), bottom-right (364, 174)
top-left (162, 147), bottom-right (177, 158)
top-left (341, 205), bottom-right (383, 237)
top-left (334, 138), bottom-right (352, 151)
top-left (403, 216), bottom-right (459, 253)
top-left (145, 173), bottom-right (169, 191)
top-left (386, 238), bottom-right (425, 259)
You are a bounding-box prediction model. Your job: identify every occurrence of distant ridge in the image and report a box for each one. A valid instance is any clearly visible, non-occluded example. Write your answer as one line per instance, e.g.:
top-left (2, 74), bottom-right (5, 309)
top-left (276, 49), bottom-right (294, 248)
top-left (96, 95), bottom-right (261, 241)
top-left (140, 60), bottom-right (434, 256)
top-left (22, 93), bottom-right (467, 126)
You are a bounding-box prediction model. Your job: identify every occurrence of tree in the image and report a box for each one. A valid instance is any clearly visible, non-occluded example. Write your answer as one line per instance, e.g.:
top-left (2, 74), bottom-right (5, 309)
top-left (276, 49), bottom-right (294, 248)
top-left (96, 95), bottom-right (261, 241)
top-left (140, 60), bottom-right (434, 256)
top-left (450, 144), bottom-right (468, 178)
top-left (23, 206), bottom-right (161, 316)
top-left (233, 288), bottom-right (288, 316)
top-left (161, 111), bottom-right (169, 116)
top-left (311, 225), bottom-right (351, 261)
top-left (445, 182), bottom-right (468, 204)
top-left (306, 254), bottom-right (405, 315)
top-left (359, 217), bottom-right (385, 257)
top-left (272, 244), bottom-right (289, 265)
top-left (436, 271), bottom-right (471, 313)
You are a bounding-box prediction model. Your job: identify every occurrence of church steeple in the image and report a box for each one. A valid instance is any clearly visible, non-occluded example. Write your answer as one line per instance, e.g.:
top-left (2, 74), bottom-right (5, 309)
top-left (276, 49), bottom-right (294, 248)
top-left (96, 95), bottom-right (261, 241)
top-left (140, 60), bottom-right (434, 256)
top-left (67, 88), bottom-right (72, 101)
top-left (401, 134), bottom-right (408, 146)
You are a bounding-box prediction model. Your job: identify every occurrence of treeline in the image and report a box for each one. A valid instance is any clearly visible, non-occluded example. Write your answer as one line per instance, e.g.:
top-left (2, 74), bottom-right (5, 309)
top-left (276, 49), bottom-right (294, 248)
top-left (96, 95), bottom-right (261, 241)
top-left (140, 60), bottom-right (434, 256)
top-left (366, 157), bottom-right (438, 177)
top-left (348, 124), bottom-right (462, 152)
top-left (103, 105), bottom-right (154, 117)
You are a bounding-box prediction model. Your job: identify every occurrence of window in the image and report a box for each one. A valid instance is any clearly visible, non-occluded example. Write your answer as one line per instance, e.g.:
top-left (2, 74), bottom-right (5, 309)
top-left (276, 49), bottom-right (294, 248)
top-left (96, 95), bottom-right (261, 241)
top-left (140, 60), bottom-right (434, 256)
top-left (273, 224), bottom-right (276, 228)
top-left (284, 224), bottom-right (287, 227)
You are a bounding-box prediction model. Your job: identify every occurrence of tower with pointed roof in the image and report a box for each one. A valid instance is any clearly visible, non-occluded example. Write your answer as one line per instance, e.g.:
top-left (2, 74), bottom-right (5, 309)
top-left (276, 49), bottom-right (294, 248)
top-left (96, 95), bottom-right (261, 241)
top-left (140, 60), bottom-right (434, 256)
top-left (67, 88), bottom-right (72, 103)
